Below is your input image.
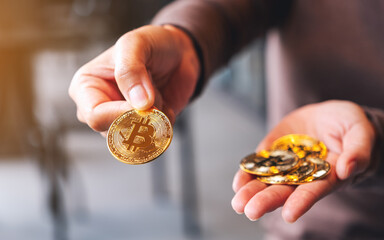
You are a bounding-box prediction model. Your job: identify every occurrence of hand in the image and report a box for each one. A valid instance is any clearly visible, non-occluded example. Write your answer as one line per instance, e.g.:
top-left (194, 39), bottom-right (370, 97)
top-left (69, 25), bottom-right (200, 134)
top-left (231, 100), bottom-right (376, 223)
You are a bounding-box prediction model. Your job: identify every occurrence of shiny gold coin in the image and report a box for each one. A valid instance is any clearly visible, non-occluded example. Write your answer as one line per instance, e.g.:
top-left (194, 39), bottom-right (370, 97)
top-left (271, 134), bottom-right (327, 159)
top-left (107, 108), bottom-right (173, 164)
top-left (240, 150), bottom-right (300, 176)
top-left (257, 160), bottom-right (316, 185)
top-left (299, 157), bottom-right (331, 183)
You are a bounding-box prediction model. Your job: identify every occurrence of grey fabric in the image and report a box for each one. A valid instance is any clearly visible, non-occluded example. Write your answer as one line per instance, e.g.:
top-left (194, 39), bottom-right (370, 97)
top-left (152, 0), bottom-right (384, 239)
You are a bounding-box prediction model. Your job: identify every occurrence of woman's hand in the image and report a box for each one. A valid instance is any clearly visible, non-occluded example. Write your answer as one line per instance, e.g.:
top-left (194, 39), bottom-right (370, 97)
top-left (69, 25), bottom-right (200, 134)
top-left (232, 100), bottom-right (376, 223)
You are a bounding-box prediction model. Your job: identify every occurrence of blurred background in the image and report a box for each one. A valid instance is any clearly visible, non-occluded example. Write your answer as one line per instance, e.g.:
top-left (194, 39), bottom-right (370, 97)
top-left (0, 0), bottom-right (267, 239)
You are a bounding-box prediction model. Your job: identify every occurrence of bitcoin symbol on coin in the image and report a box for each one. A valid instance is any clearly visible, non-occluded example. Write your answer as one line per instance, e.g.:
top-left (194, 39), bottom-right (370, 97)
top-left (107, 108), bottom-right (173, 165)
top-left (120, 118), bottom-right (154, 152)
top-left (240, 150), bottom-right (299, 176)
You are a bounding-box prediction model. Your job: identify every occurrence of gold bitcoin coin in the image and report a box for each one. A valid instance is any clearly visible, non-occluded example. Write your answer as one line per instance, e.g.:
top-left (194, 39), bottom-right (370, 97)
top-left (299, 157), bottom-right (331, 183)
top-left (271, 134), bottom-right (327, 159)
top-left (240, 150), bottom-right (300, 176)
top-left (107, 108), bottom-right (173, 164)
top-left (257, 160), bottom-right (316, 185)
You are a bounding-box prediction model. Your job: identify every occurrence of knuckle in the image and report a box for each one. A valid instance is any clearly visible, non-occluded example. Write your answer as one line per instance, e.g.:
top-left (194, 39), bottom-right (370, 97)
top-left (115, 63), bottom-right (144, 78)
top-left (68, 83), bottom-right (75, 100)
top-left (116, 32), bottom-right (132, 47)
top-left (116, 29), bottom-right (146, 49)
top-left (238, 188), bottom-right (253, 202)
top-left (87, 116), bottom-right (106, 132)
top-left (83, 108), bottom-right (106, 132)
top-left (115, 64), bottom-right (146, 88)
top-left (68, 67), bottom-right (88, 99)
top-left (299, 188), bottom-right (318, 203)
top-left (258, 188), bottom-right (281, 203)
top-left (76, 110), bottom-right (85, 123)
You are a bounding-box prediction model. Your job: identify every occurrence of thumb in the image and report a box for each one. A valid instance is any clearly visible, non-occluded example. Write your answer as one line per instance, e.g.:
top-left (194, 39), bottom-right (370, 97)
top-left (336, 123), bottom-right (374, 180)
top-left (114, 30), bottom-right (155, 110)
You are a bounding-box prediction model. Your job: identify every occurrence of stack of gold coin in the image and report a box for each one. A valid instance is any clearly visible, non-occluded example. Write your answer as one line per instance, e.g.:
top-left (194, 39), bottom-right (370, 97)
top-left (240, 134), bottom-right (331, 185)
top-left (107, 107), bottom-right (173, 165)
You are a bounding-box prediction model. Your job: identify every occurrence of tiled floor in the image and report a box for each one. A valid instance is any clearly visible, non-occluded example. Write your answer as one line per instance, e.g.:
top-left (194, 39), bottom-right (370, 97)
top-left (0, 50), bottom-right (267, 240)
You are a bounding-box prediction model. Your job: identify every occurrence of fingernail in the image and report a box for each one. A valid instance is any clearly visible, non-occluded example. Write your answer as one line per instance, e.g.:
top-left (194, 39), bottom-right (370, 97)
top-left (128, 85), bottom-right (148, 109)
top-left (249, 218), bottom-right (259, 222)
top-left (235, 210), bottom-right (243, 215)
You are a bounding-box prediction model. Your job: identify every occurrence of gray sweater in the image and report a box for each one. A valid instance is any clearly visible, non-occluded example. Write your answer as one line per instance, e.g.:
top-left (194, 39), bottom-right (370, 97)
top-left (153, 0), bottom-right (384, 239)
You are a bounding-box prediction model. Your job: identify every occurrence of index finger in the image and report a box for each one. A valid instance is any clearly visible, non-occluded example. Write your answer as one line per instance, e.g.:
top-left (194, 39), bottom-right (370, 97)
top-left (282, 152), bottom-right (338, 223)
top-left (232, 169), bottom-right (254, 193)
top-left (69, 48), bottom-right (133, 131)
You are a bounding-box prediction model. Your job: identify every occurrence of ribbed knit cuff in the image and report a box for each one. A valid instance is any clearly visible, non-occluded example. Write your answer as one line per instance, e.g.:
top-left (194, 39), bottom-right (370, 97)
top-left (352, 107), bottom-right (384, 184)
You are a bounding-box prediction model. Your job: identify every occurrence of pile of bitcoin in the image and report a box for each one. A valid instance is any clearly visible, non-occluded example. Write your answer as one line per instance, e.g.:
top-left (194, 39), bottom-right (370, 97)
top-left (240, 134), bottom-right (331, 185)
top-left (107, 107), bottom-right (173, 165)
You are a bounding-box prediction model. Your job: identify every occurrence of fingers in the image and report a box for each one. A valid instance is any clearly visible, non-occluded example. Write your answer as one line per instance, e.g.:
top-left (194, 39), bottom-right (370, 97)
top-left (231, 179), bottom-right (267, 214)
top-left (232, 182), bottom-right (295, 221)
top-left (336, 121), bottom-right (375, 180)
top-left (74, 80), bottom-right (132, 131)
top-left (70, 26), bottom-right (177, 132)
top-left (69, 53), bottom-right (133, 131)
top-left (245, 185), bottom-right (295, 221)
top-left (281, 151), bottom-right (338, 223)
top-left (233, 152), bottom-right (339, 223)
top-left (232, 117), bottom-right (296, 221)
top-left (233, 177), bottom-right (335, 223)
top-left (282, 183), bottom-right (326, 223)
top-left (114, 29), bottom-right (156, 110)
top-left (282, 170), bottom-right (336, 223)
top-left (232, 169), bottom-right (254, 193)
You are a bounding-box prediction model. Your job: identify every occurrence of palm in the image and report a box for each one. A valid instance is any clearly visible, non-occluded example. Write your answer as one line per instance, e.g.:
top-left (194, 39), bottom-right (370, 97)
top-left (232, 100), bottom-right (375, 222)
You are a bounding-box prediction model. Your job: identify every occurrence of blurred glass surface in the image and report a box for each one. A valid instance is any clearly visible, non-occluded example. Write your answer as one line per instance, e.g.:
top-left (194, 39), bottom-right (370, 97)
top-left (0, 1), bottom-right (266, 239)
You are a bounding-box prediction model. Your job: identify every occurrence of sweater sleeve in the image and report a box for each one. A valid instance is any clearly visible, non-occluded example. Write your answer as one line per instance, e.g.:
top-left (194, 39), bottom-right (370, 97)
top-left (361, 107), bottom-right (384, 178)
top-left (151, 0), bottom-right (291, 94)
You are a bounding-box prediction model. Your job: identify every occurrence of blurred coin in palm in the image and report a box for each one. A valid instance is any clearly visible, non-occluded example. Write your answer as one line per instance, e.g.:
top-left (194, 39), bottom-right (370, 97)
top-left (257, 160), bottom-right (316, 185)
top-left (107, 108), bottom-right (173, 164)
top-left (240, 149), bottom-right (300, 176)
top-left (271, 134), bottom-right (327, 159)
top-left (300, 157), bottom-right (331, 183)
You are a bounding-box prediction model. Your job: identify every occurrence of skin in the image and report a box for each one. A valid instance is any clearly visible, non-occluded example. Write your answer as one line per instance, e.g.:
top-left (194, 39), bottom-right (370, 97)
top-left (68, 25), bottom-right (200, 135)
top-left (231, 100), bottom-right (376, 223)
